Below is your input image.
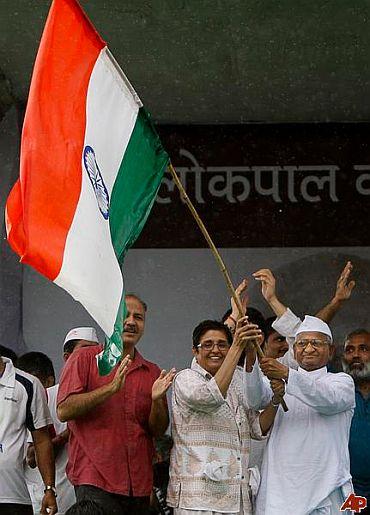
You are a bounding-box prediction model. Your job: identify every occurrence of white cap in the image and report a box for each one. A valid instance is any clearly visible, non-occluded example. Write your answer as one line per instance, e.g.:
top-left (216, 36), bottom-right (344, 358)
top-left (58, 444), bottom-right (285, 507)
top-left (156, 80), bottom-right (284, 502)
top-left (294, 315), bottom-right (332, 342)
top-left (63, 327), bottom-right (99, 346)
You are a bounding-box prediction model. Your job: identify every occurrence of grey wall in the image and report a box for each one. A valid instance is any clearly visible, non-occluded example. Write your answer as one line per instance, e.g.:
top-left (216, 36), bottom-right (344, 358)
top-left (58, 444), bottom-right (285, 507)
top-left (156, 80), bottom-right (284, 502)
top-left (23, 246), bottom-right (370, 379)
top-left (2, 1), bottom-right (370, 123)
top-left (0, 105), bottom-right (25, 355)
top-left (2, 101), bottom-right (369, 378)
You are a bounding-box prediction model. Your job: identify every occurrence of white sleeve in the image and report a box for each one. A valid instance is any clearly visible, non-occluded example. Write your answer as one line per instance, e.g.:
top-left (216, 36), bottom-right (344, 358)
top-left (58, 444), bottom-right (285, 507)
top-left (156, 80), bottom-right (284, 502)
top-left (30, 377), bottom-right (52, 431)
top-left (272, 308), bottom-right (301, 338)
top-left (273, 308), bottom-right (302, 369)
top-left (278, 348), bottom-right (298, 369)
top-left (47, 384), bottom-right (67, 434)
top-left (243, 359), bottom-right (272, 409)
top-left (173, 370), bottom-right (225, 413)
top-left (286, 371), bottom-right (355, 415)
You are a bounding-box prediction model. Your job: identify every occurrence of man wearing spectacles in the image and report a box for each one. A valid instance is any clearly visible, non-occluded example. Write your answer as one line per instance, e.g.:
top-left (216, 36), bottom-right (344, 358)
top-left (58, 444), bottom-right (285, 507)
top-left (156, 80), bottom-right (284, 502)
top-left (167, 318), bottom-right (282, 515)
top-left (252, 262), bottom-right (355, 373)
top-left (342, 329), bottom-right (370, 512)
top-left (246, 315), bottom-right (355, 515)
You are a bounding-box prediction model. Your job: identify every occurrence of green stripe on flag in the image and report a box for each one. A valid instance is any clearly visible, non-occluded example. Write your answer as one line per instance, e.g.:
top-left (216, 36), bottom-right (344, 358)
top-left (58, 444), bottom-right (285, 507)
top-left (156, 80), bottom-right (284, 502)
top-left (110, 107), bottom-right (169, 266)
top-left (97, 296), bottom-right (127, 375)
top-left (97, 108), bottom-right (169, 375)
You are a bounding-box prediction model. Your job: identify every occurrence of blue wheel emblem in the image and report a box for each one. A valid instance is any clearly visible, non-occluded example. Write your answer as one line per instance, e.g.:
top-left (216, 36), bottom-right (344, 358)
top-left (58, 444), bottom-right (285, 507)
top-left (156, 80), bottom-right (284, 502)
top-left (83, 146), bottom-right (110, 220)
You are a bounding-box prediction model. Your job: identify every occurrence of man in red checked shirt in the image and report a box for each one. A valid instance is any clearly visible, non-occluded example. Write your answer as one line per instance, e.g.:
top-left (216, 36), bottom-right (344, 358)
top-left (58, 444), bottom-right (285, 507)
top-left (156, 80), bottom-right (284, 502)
top-left (57, 294), bottom-right (176, 515)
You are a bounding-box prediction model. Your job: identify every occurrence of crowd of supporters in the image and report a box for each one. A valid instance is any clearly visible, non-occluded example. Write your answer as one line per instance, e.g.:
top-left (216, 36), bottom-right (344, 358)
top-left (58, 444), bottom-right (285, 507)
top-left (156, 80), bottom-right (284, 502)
top-left (0, 262), bottom-right (369, 514)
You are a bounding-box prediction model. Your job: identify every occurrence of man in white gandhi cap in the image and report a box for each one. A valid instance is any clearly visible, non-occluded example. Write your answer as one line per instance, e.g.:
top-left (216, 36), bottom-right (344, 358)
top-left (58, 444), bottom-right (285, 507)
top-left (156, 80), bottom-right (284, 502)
top-left (246, 315), bottom-right (355, 515)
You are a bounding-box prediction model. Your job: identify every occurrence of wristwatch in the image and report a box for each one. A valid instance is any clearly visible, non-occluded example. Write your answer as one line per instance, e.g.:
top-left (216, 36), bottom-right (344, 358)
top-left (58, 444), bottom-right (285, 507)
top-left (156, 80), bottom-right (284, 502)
top-left (44, 485), bottom-right (57, 497)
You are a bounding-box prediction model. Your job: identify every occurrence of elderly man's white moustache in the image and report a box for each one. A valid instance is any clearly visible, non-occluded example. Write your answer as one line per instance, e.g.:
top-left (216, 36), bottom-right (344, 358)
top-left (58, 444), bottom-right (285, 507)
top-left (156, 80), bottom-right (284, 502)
top-left (342, 360), bottom-right (370, 380)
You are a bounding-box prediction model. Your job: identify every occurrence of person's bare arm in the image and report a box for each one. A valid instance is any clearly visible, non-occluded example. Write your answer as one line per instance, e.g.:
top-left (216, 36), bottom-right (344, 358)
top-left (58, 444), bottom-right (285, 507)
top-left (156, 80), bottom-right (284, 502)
top-left (26, 443), bottom-right (37, 469)
top-left (27, 427), bottom-right (69, 467)
top-left (216, 318), bottom-right (262, 397)
top-left (230, 278), bottom-right (249, 320)
top-left (32, 426), bottom-right (57, 515)
top-left (259, 379), bottom-right (285, 435)
top-left (316, 261), bottom-right (355, 322)
top-left (57, 356), bottom-right (130, 422)
top-left (52, 428), bottom-right (69, 458)
top-left (254, 262), bottom-right (355, 323)
top-left (224, 279), bottom-right (249, 333)
top-left (149, 369), bottom-right (176, 437)
top-left (253, 269), bottom-right (287, 317)
top-left (224, 279), bottom-right (259, 370)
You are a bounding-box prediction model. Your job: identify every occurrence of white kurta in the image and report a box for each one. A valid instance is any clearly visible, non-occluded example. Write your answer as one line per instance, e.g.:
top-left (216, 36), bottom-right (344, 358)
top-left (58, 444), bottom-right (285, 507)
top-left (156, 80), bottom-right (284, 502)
top-left (250, 365), bottom-right (355, 515)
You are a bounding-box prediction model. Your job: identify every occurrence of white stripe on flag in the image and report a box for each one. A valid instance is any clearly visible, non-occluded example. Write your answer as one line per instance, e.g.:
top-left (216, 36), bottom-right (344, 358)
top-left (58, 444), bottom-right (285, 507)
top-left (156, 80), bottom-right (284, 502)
top-left (55, 48), bottom-right (140, 336)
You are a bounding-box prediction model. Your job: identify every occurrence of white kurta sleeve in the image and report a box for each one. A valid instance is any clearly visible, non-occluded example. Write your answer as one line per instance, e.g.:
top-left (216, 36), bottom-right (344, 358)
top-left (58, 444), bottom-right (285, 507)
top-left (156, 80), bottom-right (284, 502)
top-left (272, 307), bottom-right (302, 338)
top-left (173, 370), bottom-right (225, 413)
top-left (273, 308), bottom-right (302, 369)
top-left (286, 370), bottom-right (355, 415)
top-left (278, 348), bottom-right (298, 369)
top-left (244, 359), bottom-right (272, 410)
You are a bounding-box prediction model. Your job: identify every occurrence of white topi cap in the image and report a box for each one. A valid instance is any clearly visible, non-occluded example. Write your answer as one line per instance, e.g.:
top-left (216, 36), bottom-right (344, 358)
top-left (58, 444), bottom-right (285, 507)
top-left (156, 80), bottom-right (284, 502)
top-left (63, 327), bottom-right (99, 346)
top-left (294, 315), bottom-right (332, 342)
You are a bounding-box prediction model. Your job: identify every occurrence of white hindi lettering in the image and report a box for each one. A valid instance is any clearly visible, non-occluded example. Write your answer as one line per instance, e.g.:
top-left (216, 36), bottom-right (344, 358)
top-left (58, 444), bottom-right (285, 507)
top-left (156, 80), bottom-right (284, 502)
top-left (156, 149), bottom-right (343, 204)
top-left (354, 165), bottom-right (370, 195)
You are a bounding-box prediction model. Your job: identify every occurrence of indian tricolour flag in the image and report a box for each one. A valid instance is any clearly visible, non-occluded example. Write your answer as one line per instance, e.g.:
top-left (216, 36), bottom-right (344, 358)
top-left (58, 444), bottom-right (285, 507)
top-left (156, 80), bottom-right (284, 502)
top-left (5, 0), bottom-right (169, 374)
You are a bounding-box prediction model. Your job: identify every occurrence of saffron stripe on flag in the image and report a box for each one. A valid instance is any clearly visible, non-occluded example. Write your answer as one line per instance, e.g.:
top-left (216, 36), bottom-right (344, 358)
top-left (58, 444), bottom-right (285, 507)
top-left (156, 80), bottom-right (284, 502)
top-left (6, 0), bottom-right (169, 375)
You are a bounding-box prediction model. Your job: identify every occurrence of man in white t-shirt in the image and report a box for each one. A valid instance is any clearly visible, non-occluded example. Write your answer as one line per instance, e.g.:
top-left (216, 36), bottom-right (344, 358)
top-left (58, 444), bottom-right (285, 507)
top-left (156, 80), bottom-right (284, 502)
top-left (23, 327), bottom-right (99, 514)
top-left (0, 355), bottom-right (57, 515)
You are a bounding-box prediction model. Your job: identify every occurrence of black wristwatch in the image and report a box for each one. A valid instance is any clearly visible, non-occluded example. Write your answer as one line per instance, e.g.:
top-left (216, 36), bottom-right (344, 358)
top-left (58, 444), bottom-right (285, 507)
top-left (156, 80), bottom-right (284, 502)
top-left (44, 485), bottom-right (57, 497)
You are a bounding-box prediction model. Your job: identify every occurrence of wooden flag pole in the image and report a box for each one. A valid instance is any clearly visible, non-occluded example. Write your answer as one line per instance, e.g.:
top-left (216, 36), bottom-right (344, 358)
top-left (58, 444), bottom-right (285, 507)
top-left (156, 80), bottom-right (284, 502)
top-left (168, 162), bottom-right (288, 412)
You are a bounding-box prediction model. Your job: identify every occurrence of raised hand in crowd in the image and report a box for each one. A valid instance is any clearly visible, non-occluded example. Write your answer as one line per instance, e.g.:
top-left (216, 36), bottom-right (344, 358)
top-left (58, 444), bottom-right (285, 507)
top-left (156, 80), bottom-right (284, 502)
top-left (253, 268), bottom-right (287, 317)
top-left (334, 260), bottom-right (356, 301)
top-left (224, 278), bottom-right (249, 333)
top-left (152, 368), bottom-right (176, 401)
top-left (212, 317), bottom-right (262, 396)
top-left (254, 262), bottom-right (355, 325)
top-left (316, 260), bottom-right (356, 322)
top-left (233, 317), bottom-right (263, 349)
top-left (231, 278), bottom-right (249, 320)
top-left (234, 317), bottom-right (264, 372)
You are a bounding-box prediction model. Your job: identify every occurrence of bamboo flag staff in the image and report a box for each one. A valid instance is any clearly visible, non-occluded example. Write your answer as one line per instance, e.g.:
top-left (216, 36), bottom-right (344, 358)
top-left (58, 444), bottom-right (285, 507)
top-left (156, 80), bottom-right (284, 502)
top-left (168, 162), bottom-right (289, 412)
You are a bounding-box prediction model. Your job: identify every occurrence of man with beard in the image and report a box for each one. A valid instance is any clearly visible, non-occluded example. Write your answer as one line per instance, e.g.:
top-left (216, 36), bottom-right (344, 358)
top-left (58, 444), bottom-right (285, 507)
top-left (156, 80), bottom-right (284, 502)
top-left (342, 329), bottom-right (370, 511)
